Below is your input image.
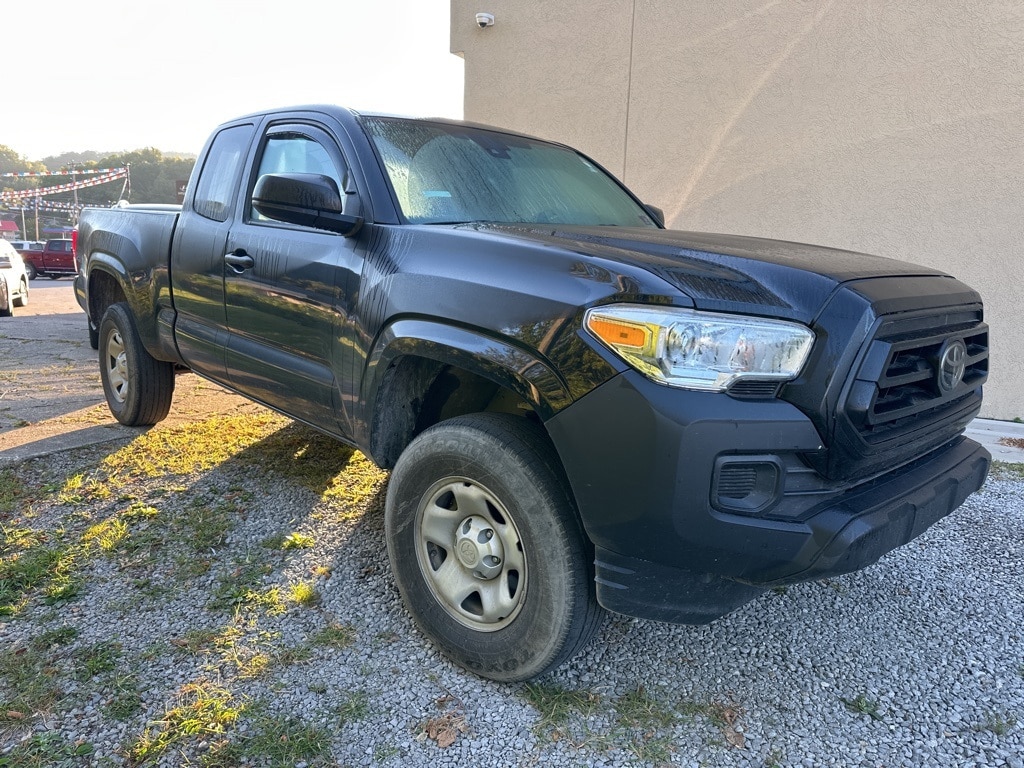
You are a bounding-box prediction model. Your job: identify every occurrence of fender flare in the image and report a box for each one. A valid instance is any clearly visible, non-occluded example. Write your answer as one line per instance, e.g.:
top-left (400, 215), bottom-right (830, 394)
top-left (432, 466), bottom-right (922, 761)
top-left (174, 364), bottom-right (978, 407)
top-left (85, 251), bottom-right (179, 362)
top-left (361, 318), bottom-right (574, 428)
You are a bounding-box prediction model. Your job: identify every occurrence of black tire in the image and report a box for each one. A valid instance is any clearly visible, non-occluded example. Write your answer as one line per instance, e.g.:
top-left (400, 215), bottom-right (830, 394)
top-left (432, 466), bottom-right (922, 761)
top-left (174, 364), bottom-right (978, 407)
top-left (12, 278), bottom-right (28, 308)
top-left (98, 303), bottom-right (175, 426)
top-left (385, 413), bottom-right (604, 682)
top-left (48, 274), bottom-right (60, 280)
top-left (25, 263), bottom-right (37, 280)
top-left (0, 279), bottom-right (11, 317)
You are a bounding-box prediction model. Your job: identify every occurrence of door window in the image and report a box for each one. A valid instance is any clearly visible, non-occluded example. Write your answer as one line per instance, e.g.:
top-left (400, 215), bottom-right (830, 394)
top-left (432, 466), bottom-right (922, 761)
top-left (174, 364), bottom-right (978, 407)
top-left (250, 133), bottom-right (348, 222)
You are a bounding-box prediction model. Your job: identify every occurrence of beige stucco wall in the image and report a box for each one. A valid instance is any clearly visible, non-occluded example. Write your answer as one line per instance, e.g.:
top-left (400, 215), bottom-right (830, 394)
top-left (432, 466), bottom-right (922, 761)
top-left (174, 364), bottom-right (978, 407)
top-left (452, 0), bottom-right (1023, 420)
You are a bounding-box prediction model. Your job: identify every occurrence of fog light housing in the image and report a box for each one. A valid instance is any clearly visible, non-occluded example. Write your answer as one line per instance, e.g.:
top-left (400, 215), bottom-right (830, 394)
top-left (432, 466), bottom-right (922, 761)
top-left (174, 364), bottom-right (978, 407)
top-left (711, 456), bottom-right (782, 516)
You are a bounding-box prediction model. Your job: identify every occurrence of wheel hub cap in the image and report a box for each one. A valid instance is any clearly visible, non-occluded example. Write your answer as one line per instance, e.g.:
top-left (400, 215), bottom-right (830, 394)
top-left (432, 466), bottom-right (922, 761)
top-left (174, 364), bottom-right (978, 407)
top-left (454, 515), bottom-right (504, 580)
top-left (414, 477), bottom-right (527, 631)
top-left (106, 331), bottom-right (129, 403)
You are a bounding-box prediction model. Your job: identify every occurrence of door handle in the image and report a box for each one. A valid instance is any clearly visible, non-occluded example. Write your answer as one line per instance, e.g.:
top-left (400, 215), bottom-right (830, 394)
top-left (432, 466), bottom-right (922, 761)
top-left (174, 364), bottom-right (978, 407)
top-left (224, 250), bottom-right (255, 273)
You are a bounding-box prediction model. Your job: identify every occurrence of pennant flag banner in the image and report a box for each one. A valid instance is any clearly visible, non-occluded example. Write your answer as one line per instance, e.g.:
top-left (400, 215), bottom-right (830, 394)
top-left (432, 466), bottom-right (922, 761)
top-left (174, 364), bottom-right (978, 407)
top-left (0, 169), bottom-right (128, 202)
top-left (0, 167), bottom-right (128, 178)
top-left (5, 201), bottom-right (114, 214)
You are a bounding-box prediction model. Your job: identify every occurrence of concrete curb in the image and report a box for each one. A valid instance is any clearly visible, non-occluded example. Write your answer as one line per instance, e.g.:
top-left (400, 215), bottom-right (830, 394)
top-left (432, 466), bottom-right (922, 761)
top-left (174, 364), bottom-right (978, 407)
top-left (0, 423), bottom-right (143, 466)
top-left (965, 417), bottom-right (1024, 462)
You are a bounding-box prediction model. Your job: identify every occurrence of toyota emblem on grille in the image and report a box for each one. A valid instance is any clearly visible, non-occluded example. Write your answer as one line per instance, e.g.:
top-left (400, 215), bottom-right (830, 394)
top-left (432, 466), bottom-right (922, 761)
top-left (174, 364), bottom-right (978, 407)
top-left (937, 338), bottom-right (968, 394)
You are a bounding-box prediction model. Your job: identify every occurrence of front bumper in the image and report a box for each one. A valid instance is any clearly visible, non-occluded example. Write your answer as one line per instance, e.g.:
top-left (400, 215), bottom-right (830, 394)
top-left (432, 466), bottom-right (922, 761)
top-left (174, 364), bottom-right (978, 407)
top-left (546, 370), bottom-right (990, 624)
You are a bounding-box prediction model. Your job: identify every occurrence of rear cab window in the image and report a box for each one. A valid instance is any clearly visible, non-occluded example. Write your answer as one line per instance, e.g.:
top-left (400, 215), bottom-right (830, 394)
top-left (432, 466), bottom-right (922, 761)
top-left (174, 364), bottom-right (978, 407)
top-left (192, 125), bottom-right (256, 222)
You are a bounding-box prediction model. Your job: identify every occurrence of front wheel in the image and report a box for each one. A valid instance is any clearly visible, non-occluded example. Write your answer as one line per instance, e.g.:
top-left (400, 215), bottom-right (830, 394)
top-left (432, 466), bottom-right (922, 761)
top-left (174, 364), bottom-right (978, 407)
top-left (98, 303), bottom-right (175, 426)
top-left (385, 413), bottom-right (603, 682)
top-left (12, 278), bottom-right (29, 308)
top-left (0, 279), bottom-right (10, 317)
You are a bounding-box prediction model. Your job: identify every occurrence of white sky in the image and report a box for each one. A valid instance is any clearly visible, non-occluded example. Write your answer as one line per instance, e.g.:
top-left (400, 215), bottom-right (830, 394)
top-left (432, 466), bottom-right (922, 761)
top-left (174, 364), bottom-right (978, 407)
top-left (4, 0), bottom-right (464, 160)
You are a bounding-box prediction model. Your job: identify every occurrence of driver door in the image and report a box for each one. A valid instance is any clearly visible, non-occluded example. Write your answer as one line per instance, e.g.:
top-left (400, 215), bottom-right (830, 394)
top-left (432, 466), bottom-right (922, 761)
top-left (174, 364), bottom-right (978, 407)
top-left (223, 123), bottom-right (361, 434)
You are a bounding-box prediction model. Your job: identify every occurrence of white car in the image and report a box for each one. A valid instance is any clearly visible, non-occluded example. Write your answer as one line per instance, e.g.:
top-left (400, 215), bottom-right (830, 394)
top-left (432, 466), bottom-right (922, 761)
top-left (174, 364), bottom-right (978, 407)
top-left (0, 240), bottom-right (30, 316)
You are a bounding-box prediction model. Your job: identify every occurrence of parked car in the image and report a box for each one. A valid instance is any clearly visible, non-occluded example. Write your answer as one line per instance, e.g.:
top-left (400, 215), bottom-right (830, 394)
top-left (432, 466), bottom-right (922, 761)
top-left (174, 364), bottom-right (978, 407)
top-left (0, 240), bottom-right (30, 316)
top-left (24, 238), bottom-right (77, 280)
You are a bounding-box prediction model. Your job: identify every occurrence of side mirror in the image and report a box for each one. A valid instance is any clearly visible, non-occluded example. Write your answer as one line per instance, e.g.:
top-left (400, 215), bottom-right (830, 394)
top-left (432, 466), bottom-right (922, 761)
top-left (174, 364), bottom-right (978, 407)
top-left (252, 172), bottom-right (363, 237)
top-left (645, 204), bottom-right (666, 228)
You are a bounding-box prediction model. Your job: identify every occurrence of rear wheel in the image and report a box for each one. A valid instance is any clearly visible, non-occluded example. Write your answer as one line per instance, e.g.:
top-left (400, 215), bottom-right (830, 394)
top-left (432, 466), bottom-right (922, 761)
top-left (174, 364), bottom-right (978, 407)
top-left (0, 280), bottom-right (11, 317)
top-left (25, 263), bottom-right (37, 280)
top-left (12, 278), bottom-right (28, 308)
top-left (385, 413), bottom-right (603, 681)
top-left (98, 303), bottom-right (175, 426)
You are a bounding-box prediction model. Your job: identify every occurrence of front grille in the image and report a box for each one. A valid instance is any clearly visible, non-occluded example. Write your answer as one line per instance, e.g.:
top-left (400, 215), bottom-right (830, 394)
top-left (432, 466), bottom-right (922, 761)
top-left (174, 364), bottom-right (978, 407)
top-left (798, 303), bottom-right (988, 482)
top-left (846, 311), bottom-right (988, 444)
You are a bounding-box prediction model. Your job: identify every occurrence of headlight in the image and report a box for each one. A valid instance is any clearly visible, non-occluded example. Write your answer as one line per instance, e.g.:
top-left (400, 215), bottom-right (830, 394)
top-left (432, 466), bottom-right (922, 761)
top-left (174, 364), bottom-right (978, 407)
top-left (585, 305), bottom-right (814, 392)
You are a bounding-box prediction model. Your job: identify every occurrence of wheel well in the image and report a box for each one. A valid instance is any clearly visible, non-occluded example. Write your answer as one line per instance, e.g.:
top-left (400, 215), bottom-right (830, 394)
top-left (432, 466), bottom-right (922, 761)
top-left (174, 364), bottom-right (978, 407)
top-left (370, 355), bottom-right (538, 469)
top-left (88, 270), bottom-right (126, 326)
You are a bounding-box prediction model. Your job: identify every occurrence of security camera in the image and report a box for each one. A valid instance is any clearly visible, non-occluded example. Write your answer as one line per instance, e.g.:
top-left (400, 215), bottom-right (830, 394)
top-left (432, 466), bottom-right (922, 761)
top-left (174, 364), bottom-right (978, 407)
top-left (475, 13), bottom-right (494, 28)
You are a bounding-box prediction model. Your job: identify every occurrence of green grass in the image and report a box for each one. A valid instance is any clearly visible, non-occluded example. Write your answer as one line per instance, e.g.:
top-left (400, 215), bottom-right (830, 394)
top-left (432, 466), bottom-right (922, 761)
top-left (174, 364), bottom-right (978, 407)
top-left (0, 731), bottom-right (94, 766)
top-left (74, 640), bottom-right (121, 680)
top-left (0, 631), bottom-right (137, 727)
top-left (614, 686), bottom-right (678, 729)
top-left (124, 682), bottom-right (244, 765)
top-left (0, 468), bottom-right (25, 516)
top-left (311, 622), bottom-right (357, 649)
top-left (977, 710), bottom-right (1018, 736)
top-left (263, 531), bottom-right (316, 550)
top-left (177, 498), bottom-right (237, 552)
top-left (289, 580), bottom-right (320, 607)
top-left (0, 530), bottom-right (80, 615)
top-left (235, 712), bottom-right (332, 766)
top-left (0, 637), bottom-right (65, 720)
top-left (842, 694), bottom-right (882, 721)
top-left (104, 673), bottom-right (144, 721)
top-left (0, 413), bottom-right (392, 767)
top-left (1, 481), bottom-right (233, 615)
top-left (990, 461), bottom-right (1024, 481)
top-left (208, 560), bottom-right (274, 612)
top-left (521, 683), bottom-right (599, 732)
top-left (336, 690), bottom-right (370, 723)
top-left (172, 627), bottom-right (235, 654)
top-left (611, 687), bottom-right (679, 763)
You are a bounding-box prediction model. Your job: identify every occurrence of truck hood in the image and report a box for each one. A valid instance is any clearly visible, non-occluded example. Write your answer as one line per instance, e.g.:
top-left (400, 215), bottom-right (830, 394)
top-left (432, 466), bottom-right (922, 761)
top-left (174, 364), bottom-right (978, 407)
top-left (465, 224), bottom-right (949, 323)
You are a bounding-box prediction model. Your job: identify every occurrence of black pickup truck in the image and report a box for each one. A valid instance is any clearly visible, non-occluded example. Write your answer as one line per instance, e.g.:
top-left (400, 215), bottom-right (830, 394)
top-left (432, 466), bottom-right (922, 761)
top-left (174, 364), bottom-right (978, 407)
top-left (75, 104), bottom-right (990, 681)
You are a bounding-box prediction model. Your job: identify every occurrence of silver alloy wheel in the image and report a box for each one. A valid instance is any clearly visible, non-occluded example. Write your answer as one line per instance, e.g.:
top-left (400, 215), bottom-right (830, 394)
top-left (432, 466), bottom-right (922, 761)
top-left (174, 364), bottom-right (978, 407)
top-left (415, 477), bottom-right (527, 631)
top-left (104, 329), bottom-right (129, 403)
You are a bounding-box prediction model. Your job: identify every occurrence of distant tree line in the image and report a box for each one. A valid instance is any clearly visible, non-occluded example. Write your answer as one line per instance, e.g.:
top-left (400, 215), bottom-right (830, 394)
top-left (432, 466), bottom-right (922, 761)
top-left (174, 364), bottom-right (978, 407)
top-left (0, 144), bottom-right (195, 237)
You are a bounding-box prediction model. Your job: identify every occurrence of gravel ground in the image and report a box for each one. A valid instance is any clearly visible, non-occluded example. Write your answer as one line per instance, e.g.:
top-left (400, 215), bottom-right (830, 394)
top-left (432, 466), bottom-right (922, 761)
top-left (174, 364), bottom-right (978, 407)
top-left (1, 411), bottom-right (1021, 767)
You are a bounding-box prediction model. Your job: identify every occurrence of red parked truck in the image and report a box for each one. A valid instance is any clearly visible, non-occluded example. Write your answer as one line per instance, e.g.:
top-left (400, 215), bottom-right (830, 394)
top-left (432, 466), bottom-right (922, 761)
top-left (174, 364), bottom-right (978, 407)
top-left (24, 238), bottom-right (77, 280)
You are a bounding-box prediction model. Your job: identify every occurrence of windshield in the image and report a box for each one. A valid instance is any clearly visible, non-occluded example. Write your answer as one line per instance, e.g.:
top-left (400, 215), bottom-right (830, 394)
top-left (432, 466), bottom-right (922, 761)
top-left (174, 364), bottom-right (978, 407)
top-left (360, 117), bottom-right (657, 228)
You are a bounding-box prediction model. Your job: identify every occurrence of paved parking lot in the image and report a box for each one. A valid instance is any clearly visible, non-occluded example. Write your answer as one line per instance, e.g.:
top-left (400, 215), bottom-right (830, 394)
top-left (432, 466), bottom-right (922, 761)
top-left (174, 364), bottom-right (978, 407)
top-left (0, 281), bottom-right (262, 463)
